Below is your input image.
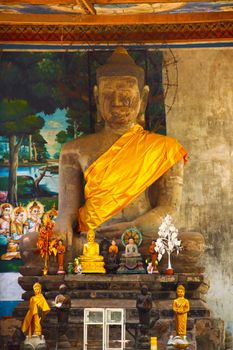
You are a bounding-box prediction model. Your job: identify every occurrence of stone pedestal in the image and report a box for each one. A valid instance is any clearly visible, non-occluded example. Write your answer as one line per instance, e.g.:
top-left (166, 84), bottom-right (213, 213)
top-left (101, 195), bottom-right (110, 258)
top-left (13, 273), bottom-right (224, 350)
top-left (22, 335), bottom-right (46, 350)
top-left (117, 254), bottom-right (146, 274)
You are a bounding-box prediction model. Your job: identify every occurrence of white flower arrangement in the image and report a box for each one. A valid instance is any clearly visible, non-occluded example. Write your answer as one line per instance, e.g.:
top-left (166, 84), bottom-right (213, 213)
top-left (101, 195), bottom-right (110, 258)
top-left (155, 215), bottom-right (182, 270)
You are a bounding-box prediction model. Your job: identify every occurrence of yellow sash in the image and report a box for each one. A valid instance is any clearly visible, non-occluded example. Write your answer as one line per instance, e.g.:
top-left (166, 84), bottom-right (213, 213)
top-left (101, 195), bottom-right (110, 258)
top-left (79, 124), bottom-right (187, 231)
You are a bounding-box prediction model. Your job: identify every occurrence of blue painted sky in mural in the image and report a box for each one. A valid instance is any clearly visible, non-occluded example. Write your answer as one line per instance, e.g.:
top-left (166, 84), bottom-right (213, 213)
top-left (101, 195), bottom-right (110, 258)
top-left (161, 2), bottom-right (233, 14)
top-left (0, 4), bottom-right (74, 14)
top-left (38, 108), bottom-right (68, 157)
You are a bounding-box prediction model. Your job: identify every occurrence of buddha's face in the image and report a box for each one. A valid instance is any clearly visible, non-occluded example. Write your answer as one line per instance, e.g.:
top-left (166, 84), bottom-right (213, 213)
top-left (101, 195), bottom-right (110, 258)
top-left (88, 230), bottom-right (95, 243)
top-left (129, 238), bottom-right (134, 245)
top-left (33, 284), bottom-right (42, 295)
top-left (96, 76), bottom-right (141, 129)
top-left (177, 287), bottom-right (185, 298)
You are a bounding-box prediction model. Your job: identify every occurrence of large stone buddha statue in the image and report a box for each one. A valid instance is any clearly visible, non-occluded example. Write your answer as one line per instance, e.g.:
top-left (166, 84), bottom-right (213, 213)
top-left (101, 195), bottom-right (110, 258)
top-left (53, 48), bottom-right (204, 272)
top-left (55, 48), bottom-right (186, 239)
top-left (20, 48), bottom-right (204, 274)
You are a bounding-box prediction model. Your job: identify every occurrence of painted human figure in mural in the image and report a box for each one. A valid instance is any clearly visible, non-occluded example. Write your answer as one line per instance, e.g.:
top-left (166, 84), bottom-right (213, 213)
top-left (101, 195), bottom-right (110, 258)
top-left (0, 203), bottom-right (13, 245)
top-left (27, 201), bottom-right (44, 233)
top-left (11, 204), bottom-right (28, 241)
top-left (1, 204), bottom-right (28, 260)
top-left (54, 47), bottom-right (187, 255)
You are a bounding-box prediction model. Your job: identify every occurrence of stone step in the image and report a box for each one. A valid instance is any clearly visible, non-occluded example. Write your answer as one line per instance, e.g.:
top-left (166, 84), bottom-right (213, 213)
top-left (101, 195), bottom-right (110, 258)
top-left (18, 273), bottom-right (209, 293)
top-left (13, 298), bottom-right (210, 320)
top-left (21, 288), bottom-right (206, 302)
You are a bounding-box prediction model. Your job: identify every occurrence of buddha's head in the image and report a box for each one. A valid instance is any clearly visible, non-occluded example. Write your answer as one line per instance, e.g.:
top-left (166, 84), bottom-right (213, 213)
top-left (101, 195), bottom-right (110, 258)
top-left (87, 229), bottom-right (95, 243)
top-left (128, 238), bottom-right (135, 245)
top-left (33, 282), bottom-right (42, 295)
top-left (94, 47), bottom-right (149, 131)
top-left (177, 284), bottom-right (185, 298)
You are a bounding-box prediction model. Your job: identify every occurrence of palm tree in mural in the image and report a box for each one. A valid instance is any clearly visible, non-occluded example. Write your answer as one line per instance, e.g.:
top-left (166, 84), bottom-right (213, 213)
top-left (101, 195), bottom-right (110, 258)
top-left (0, 99), bottom-right (44, 205)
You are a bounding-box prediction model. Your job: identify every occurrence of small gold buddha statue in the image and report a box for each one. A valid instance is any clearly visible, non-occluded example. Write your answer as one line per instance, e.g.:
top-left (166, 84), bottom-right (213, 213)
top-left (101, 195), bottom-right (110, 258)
top-left (80, 229), bottom-right (106, 273)
top-left (172, 285), bottom-right (190, 338)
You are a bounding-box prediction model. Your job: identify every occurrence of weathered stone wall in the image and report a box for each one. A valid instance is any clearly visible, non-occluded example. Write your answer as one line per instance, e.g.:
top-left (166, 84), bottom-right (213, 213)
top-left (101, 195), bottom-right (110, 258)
top-left (164, 48), bottom-right (233, 329)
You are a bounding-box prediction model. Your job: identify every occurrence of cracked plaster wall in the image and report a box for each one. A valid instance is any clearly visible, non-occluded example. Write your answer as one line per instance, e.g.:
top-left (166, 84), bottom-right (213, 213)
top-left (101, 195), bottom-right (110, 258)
top-left (164, 48), bottom-right (233, 329)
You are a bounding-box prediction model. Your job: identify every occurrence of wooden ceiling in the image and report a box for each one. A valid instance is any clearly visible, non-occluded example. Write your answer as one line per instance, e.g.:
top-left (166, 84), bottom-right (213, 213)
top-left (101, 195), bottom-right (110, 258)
top-left (0, 0), bottom-right (233, 47)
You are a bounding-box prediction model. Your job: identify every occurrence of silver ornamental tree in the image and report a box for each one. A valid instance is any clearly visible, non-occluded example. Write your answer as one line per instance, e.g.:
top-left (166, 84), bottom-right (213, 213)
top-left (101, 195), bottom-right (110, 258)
top-left (155, 215), bottom-right (182, 270)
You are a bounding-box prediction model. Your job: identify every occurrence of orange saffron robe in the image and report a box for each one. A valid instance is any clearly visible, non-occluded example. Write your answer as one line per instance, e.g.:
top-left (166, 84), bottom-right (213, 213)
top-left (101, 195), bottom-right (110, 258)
top-left (79, 124), bottom-right (187, 232)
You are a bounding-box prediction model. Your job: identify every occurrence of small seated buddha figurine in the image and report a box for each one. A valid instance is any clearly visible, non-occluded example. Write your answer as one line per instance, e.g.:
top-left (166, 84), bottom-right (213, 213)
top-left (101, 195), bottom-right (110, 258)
top-left (117, 236), bottom-right (146, 274)
top-left (80, 229), bottom-right (106, 273)
top-left (173, 285), bottom-right (190, 339)
top-left (125, 238), bottom-right (139, 256)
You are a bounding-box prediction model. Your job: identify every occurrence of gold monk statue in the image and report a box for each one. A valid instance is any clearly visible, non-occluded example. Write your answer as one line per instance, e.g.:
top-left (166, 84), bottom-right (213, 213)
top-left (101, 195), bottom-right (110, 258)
top-left (173, 285), bottom-right (190, 338)
top-left (51, 47), bottom-right (204, 272)
top-left (22, 282), bottom-right (51, 337)
top-left (80, 229), bottom-right (106, 273)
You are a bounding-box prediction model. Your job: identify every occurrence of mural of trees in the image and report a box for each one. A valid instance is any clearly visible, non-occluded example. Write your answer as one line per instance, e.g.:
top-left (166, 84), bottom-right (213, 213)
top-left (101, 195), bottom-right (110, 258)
top-left (0, 99), bottom-right (44, 205)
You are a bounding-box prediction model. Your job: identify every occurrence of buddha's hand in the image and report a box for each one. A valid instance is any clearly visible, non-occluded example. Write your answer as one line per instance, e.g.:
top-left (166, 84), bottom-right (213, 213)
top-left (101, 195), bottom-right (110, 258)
top-left (53, 215), bottom-right (75, 249)
top-left (96, 221), bottom-right (135, 239)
